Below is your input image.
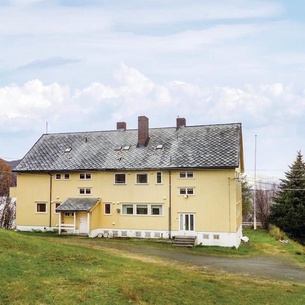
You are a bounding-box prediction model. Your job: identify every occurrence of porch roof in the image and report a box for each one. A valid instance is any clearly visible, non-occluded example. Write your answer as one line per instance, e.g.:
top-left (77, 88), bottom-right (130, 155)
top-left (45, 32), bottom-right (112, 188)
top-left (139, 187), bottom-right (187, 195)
top-left (56, 197), bottom-right (100, 212)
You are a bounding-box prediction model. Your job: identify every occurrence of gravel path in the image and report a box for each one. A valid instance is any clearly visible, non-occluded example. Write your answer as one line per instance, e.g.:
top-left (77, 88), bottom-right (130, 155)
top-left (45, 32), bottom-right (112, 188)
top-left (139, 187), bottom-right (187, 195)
top-left (103, 242), bottom-right (305, 283)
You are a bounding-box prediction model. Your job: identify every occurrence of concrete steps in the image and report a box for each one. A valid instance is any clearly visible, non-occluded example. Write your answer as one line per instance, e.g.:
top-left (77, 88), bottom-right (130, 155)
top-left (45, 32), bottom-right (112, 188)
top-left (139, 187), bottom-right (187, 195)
top-left (173, 235), bottom-right (196, 247)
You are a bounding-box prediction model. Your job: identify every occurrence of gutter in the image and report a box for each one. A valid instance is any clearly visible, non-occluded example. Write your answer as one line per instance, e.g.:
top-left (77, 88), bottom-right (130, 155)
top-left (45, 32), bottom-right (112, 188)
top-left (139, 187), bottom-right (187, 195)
top-left (168, 170), bottom-right (172, 239)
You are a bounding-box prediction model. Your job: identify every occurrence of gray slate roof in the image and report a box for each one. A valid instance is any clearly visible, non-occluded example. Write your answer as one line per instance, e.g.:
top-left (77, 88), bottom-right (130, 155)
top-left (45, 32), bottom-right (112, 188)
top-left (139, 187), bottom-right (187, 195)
top-left (56, 198), bottom-right (100, 211)
top-left (14, 123), bottom-right (243, 172)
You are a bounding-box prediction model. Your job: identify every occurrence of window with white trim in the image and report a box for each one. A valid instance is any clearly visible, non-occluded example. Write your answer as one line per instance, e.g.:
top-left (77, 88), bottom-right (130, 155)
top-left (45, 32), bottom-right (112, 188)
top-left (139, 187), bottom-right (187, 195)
top-left (115, 173), bottom-right (126, 184)
top-left (122, 204), bottom-right (163, 216)
top-left (79, 188), bottom-right (92, 195)
top-left (179, 188), bottom-right (194, 195)
top-left (54, 203), bottom-right (61, 214)
top-left (79, 173), bottom-right (91, 180)
top-left (104, 203), bottom-right (111, 215)
top-left (122, 205), bottom-right (134, 215)
top-left (64, 173), bottom-right (70, 180)
top-left (136, 173), bottom-right (148, 184)
top-left (156, 172), bottom-right (162, 184)
top-left (151, 205), bottom-right (163, 215)
top-left (36, 202), bottom-right (47, 213)
top-left (136, 205), bottom-right (148, 215)
top-left (180, 172), bottom-right (194, 179)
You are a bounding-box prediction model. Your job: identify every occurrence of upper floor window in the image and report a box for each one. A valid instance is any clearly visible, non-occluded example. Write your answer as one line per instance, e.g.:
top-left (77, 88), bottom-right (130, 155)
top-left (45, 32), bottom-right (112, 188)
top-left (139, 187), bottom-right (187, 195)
top-left (79, 188), bottom-right (92, 195)
top-left (136, 205), bottom-right (148, 215)
top-left (56, 173), bottom-right (70, 180)
top-left (136, 173), bottom-right (148, 184)
top-left (80, 173), bottom-right (91, 180)
top-left (179, 188), bottom-right (194, 195)
top-left (180, 172), bottom-right (194, 179)
top-left (115, 173), bottom-right (126, 184)
top-left (156, 172), bottom-right (162, 184)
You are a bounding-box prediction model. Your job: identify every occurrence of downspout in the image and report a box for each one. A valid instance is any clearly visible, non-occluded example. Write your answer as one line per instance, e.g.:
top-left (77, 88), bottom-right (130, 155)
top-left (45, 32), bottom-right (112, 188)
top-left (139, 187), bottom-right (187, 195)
top-left (228, 177), bottom-right (231, 233)
top-left (48, 173), bottom-right (52, 228)
top-left (168, 171), bottom-right (172, 239)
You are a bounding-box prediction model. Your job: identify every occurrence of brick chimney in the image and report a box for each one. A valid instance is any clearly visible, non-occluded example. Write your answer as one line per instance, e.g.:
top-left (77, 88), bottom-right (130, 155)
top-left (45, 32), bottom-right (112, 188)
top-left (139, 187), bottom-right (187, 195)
top-left (117, 122), bottom-right (126, 131)
top-left (176, 117), bottom-right (186, 129)
top-left (138, 116), bottom-right (149, 146)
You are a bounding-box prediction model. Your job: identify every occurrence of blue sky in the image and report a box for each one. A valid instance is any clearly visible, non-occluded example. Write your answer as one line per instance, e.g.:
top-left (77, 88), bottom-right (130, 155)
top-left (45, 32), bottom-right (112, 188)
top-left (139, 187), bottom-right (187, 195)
top-left (0, 0), bottom-right (305, 183)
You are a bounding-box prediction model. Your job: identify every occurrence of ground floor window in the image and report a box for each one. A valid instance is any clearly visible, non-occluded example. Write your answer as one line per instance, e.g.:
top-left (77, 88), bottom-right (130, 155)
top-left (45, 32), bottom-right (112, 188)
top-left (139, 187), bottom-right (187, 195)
top-left (179, 213), bottom-right (195, 231)
top-left (36, 202), bottom-right (47, 213)
top-left (122, 203), bottom-right (163, 216)
top-left (104, 203), bottom-right (111, 215)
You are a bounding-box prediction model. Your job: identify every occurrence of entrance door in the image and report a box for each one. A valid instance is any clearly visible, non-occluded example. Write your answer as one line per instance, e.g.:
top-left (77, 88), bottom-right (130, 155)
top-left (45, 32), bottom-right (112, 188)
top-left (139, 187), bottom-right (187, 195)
top-left (79, 214), bottom-right (88, 234)
top-left (179, 213), bottom-right (195, 233)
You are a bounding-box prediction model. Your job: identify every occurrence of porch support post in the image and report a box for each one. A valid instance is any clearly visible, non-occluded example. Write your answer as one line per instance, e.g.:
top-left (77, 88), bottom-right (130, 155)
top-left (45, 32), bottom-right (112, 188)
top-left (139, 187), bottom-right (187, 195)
top-left (73, 212), bottom-right (76, 234)
top-left (87, 212), bottom-right (90, 236)
top-left (58, 212), bottom-right (62, 235)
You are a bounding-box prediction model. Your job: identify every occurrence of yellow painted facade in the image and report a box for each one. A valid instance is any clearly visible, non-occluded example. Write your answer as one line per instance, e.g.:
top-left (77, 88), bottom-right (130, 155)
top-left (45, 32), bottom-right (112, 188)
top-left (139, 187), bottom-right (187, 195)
top-left (12, 166), bottom-right (242, 240)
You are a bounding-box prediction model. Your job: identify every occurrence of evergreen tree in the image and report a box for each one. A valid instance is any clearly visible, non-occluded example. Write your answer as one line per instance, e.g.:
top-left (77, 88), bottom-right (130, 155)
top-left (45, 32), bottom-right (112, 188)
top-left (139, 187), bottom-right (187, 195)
top-left (269, 151), bottom-right (305, 240)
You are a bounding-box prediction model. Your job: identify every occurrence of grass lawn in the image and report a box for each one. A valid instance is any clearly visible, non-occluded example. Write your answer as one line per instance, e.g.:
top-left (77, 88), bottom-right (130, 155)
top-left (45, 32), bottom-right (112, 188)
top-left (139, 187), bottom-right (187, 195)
top-left (0, 228), bottom-right (305, 305)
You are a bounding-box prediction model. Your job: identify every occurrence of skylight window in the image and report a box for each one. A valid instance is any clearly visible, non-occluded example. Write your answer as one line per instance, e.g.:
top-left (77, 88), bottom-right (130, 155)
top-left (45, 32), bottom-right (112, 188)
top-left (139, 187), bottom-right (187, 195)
top-left (122, 145), bottom-right (130, 151)
top-left (156, 144), bottom-right (163, 150)
top-left (64, 147), bottom-right (72, 153)
top-left (114, 146), bottom-right (122, 151)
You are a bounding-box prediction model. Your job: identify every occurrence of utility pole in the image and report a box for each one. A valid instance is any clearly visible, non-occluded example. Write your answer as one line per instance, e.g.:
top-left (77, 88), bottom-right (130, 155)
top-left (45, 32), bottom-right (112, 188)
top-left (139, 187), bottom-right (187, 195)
top-left (253, 135), bottom-right (257, 230)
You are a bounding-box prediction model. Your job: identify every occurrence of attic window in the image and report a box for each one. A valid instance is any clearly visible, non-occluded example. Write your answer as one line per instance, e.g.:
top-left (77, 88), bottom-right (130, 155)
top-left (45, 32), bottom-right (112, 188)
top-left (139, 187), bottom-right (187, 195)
top-left (64, 147), bottom-right (72, 153)
top-left (156, 144), bottom-right (163, 150)
top-left (122, 145), bottom-right (130, 151)
top-left (114, 146), bottom-right (122, 151)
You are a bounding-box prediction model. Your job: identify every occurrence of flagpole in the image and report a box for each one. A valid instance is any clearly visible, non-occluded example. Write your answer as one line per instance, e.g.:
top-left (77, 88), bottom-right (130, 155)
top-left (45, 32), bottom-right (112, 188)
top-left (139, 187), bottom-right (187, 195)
top-left (253, 135), bottom-right (257, 230)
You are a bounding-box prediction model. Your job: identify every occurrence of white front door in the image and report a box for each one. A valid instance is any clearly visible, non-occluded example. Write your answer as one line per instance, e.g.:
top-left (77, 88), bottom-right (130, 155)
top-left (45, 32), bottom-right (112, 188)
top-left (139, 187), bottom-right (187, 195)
top-left (179, 213), bottom-right (195, 233)
top-left (79, 214), bottom-right (88, 234)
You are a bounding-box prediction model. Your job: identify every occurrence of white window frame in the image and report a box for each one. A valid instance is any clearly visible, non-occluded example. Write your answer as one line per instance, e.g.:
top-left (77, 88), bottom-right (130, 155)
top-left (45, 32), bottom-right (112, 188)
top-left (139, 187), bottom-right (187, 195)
top-left (136, 205), bottom-right (148, 215)
top-left (79, 188), bottom-right (92, 195)
top-left (151, 205), bottom-right (163, 215)
top-left (54, 203), bottom-right (61, 214)
top-left (104, 203), bottom-right (111, 215)
top-left (136, 173), bottom-right (148, 184)
top-left (179, 188), bottom-right (195, 195)
top-left (122, 204), bottom-right (134, 215)
top-left (36, 202), bottom-right (47, 213)
top-left (114, 173), bottom-right (126, 184)
top-left (121, 204), bottom-right (163, 216)
top-left (179, 172), bottom-right (194, 179)
top-left (79, 173), bottom-right (92, 180)
top-left (156, 172), bottom-right (162, 184)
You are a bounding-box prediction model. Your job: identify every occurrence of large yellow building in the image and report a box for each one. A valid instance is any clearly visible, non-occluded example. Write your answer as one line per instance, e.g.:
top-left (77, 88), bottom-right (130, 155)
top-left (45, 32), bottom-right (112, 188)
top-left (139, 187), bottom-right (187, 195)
top-left (11, 116), bottom-right (244, 247)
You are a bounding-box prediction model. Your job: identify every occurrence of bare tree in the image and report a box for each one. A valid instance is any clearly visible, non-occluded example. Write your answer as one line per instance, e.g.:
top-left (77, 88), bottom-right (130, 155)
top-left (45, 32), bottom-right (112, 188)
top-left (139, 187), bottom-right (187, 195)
top-left (0, 158), bottom-right (15, 229)
top-left (255, 183), bottom-right (277, 229)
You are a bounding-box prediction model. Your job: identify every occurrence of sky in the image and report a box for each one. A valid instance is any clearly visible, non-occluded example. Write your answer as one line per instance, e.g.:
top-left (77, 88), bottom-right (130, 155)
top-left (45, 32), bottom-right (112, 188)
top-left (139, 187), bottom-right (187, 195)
top-left (0, 0), bottom-right (305, 185)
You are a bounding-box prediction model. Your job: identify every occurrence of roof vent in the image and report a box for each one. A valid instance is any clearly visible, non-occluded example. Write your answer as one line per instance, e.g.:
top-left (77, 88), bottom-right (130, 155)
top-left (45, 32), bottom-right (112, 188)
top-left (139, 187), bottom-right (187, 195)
top-left (64, 147), bottom-right (72, 153)
top-left (156, 144), bottom-right (163, 150)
